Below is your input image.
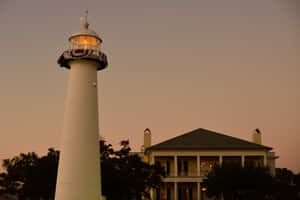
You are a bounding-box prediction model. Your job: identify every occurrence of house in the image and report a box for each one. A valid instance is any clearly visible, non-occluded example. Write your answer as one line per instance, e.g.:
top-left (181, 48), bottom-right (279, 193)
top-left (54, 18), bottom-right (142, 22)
top-left (140, 128), bottom-right (278, 200)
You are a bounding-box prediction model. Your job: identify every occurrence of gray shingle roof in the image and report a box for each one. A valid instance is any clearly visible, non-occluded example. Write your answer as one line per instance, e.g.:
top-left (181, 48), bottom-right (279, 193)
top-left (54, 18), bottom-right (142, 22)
top-left (148, 128), bottom-right (272, 150)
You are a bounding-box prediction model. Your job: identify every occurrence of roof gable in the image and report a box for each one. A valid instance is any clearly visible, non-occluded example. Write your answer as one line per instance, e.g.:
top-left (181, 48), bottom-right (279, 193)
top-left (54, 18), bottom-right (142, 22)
top-left (148, 128), bottom-right (272, 151)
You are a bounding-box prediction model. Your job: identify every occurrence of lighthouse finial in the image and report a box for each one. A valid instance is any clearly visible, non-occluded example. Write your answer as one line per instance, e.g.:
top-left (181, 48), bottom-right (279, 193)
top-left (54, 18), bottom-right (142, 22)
top-left (80, 10), bottom-right (89, 29)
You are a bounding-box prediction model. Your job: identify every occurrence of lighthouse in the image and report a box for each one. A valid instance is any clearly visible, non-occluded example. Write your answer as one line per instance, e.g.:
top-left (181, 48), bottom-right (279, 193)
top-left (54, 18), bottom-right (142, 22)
top-left (55, 11), bottom-right (108, 200)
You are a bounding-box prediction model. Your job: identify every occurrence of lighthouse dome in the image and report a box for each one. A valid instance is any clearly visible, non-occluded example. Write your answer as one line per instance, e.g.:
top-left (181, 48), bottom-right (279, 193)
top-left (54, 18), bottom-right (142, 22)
top-left (69, 28), bottom-right (102, 43)
top-left (57, 11), bottom-right (108, 71)
top-left (68, 19), bottom-right (102, 51)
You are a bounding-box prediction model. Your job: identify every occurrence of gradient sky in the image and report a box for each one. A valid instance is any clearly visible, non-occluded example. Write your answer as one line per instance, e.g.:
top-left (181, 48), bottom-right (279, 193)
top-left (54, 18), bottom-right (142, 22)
top-left (0, 0), bottom-right (299, 173)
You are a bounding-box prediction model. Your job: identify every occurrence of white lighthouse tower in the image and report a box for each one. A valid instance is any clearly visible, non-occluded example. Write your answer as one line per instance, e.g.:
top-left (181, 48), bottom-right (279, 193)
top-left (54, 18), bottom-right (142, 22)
top-left (55, 11), bottom-right (108, 200)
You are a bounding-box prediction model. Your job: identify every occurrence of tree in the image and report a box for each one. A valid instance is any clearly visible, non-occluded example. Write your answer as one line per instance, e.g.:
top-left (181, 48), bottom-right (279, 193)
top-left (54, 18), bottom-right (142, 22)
top-left (0, 149), bottom-right (59, 200)
top-left (35, 149), bottom-right (59, 200)
top-left (295, 173), bottom-right (300, 199)
top-left (272, 168), bottom-right (299, 200)
top-left (101, 140), bottom-right (165, 200)
top-left (206, 166), bottom-right (300, 200)
top-left (0, 141), bottom-right (164, 200)
top-left (206, 165), bottom-right (273, 200)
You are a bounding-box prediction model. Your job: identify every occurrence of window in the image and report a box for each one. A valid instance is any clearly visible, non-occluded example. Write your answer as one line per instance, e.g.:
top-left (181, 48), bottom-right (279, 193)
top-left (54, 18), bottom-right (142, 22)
top-left (223, 156), bottom-right (242, 167)
top-left (188, 188), bottom-right (193, 200)
top-left (184, 161), bottom-right (188, 176)
top-left (200, 157), bottom-right (219, 176)
top-left (166, 161), bottom-right (170, 176)
top-left (178, 161), bottom-right (182, 176)
top-left (167, 188), bottom-right (171, 200)
top-left (156, 188), bottom-right (160, 200)
top-left (178, 188), bottom-right (182, 200)
top-left (245, 156), bottom-right (264, 168)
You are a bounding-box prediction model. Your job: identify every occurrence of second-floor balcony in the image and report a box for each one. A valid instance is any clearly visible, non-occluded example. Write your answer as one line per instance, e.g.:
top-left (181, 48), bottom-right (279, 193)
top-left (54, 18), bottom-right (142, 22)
top-left (165, 171), bottom-right (201, 178)
top-left (154, 155), bottom-right (266, 180)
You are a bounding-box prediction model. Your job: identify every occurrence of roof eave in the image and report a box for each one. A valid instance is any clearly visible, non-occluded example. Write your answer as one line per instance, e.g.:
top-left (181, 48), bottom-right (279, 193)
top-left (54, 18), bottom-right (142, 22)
top-left (148, 147), bottom-right (272, 151)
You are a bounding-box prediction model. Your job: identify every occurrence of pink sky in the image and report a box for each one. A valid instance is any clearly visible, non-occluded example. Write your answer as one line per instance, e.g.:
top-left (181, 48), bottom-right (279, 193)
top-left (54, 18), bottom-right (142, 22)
top-left (0, 0), bottom-right (299, 173)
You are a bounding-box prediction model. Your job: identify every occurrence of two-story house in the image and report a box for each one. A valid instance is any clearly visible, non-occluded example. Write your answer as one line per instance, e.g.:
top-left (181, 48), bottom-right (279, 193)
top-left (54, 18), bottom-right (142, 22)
top-left (140, 128), bottom-right (277, 200)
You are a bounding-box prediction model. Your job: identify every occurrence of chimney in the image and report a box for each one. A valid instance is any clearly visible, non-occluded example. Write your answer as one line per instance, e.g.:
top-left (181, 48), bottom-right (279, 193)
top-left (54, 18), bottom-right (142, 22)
top-left (252, 128), bottom-right (262, 145)
top-left (144, 128), bottom-right (151, 150)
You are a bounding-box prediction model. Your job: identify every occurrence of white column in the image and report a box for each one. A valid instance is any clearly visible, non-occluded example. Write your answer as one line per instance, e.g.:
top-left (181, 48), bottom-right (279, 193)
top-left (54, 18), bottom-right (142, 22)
top-left (55, 60), bottom-right (101, 200)
top-left (197, 182), bottom-right (201, 200)
top-left (174, 182), bottom-right (178, 200)
top-left (219, 155), bottom-right (223, 167)
top-left (197, 156), bottom-right (200, 176)
top-left (150, 189), bottom-right (154, 200)
top-left (241, 155), bottom-right (245, 168)
top-left (174, 156), bottom-right (178, 177)
top-left (263, 154), bottom-right (267, 167)
top-left (151, 155), bottom-right (155, 165)
top-left (150, 154), bottom-right (156, 200)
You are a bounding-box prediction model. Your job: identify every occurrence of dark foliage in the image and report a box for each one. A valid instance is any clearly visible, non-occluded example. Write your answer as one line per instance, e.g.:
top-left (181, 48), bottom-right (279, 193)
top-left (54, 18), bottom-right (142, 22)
top-left (272, 168), bottom-right (299, 200)
top-left (0, 141), bottom-right (164, 200)
top-left (0, 149), bottom-right (59, 200)
top-left (206, 165), bottom-right (273, 200)
top-left (100, 140), bottom-right (165, 200)
top-left (206, 166), bottom-right (300, 200)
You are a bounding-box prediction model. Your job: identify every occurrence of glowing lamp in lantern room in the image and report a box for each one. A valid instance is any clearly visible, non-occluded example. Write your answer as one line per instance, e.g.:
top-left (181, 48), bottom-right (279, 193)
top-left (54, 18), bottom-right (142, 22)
top-left (68, 17), bottom-right (103, 52)
top-left (57, 14), bottom-right (108, 71)
top-left (69, 35), bottom-right (101, 50)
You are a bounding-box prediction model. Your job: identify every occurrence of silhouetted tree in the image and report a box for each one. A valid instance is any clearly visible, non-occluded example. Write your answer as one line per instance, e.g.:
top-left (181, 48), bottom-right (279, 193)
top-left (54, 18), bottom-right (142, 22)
top-left (1, 141), bottom-right (164, 200)
top-left (206, 166), bottom-right (300, 200)
top-left (295, 173), bottom-right (300, 199)
top-left (206, 165), bottom-right (273, 200)
top-left (0, 149), bottom-right (59, 200)
top-left (272, 168), bottom-right (299, 200)
top-left (101, 140), bottom-right (165, 200)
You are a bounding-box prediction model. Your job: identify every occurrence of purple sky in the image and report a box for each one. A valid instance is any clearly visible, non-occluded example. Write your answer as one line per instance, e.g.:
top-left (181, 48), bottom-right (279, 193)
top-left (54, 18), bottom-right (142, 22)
top-left (0, 0), bottom-right (299, 173)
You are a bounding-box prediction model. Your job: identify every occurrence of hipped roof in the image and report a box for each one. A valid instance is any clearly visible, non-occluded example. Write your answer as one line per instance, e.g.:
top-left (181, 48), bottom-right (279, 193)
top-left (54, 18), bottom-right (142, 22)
top-left (148, 128), bottom-right (272, 151)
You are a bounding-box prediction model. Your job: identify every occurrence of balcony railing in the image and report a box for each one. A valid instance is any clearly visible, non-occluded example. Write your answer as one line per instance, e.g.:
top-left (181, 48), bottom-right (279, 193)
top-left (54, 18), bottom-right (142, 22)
top-left (165, 171), bottom-right (207, 178)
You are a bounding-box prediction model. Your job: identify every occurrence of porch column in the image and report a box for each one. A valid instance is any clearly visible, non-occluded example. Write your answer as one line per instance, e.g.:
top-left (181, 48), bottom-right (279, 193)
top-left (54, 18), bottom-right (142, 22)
top-left (151, 155), bottom-right (155, 165)
top-left (174, 156), bottom-right (178, 176)
top-left (241, 155), bottom-right (245, 168)
top-left (150, 189), bottom-right (154, 200)
top-left (263, 154), bottom-right (267, 167)
top-left (197, 182), bottom-right (201, 200)
top-left (219, 155), bottom-right (223, 167)
top-left (197, 156), bottom-right (200, 176)
top-left (174, 182), bottom-right (178, 200)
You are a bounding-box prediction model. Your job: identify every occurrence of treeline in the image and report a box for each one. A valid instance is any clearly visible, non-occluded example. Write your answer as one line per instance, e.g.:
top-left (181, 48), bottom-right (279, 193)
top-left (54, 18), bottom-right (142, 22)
top-left (0, 141), bottom-right (165, 200)
top-left (1, 141), bottom-right (299, 200)
top-left (206, 165), bottom-right (300, 200)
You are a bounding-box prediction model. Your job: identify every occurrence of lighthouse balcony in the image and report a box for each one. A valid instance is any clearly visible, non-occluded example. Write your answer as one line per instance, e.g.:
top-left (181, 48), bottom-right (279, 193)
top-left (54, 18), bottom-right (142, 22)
top-left (57, 49), bottom-right (108, 71)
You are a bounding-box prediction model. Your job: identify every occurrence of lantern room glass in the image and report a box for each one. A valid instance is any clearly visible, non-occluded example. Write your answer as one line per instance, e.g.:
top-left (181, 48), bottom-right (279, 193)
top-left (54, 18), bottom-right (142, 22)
top-left (69, 35), bottom-right (101, 51)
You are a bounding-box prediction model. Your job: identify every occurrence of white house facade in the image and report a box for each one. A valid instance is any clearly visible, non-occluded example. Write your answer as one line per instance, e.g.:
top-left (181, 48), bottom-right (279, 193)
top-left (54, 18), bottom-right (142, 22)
top-left (139, 128), bottom-right (277, 200)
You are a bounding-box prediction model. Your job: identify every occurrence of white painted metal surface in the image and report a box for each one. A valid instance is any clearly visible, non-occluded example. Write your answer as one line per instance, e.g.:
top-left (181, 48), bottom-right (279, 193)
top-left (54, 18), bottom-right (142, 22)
top-left (55, 59), bottom-right (102, 200)
top-left (69, 28), bottom-right (101, 42)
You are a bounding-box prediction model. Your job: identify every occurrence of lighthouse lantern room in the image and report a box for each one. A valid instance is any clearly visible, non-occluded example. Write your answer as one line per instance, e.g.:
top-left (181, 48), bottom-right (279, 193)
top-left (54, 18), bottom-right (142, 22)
top-left (58, 11), bottom-right (107, 70)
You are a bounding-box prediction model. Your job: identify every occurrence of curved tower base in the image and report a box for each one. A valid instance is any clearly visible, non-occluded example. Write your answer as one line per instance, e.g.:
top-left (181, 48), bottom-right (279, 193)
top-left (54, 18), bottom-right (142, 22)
top-left (55, 59), bottom-right (102, 200)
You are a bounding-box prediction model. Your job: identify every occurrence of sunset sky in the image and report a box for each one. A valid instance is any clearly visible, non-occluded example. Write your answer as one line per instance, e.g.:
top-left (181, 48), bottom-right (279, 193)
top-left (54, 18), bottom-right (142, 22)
top-left (0, 0), bottom-right (299, 173)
